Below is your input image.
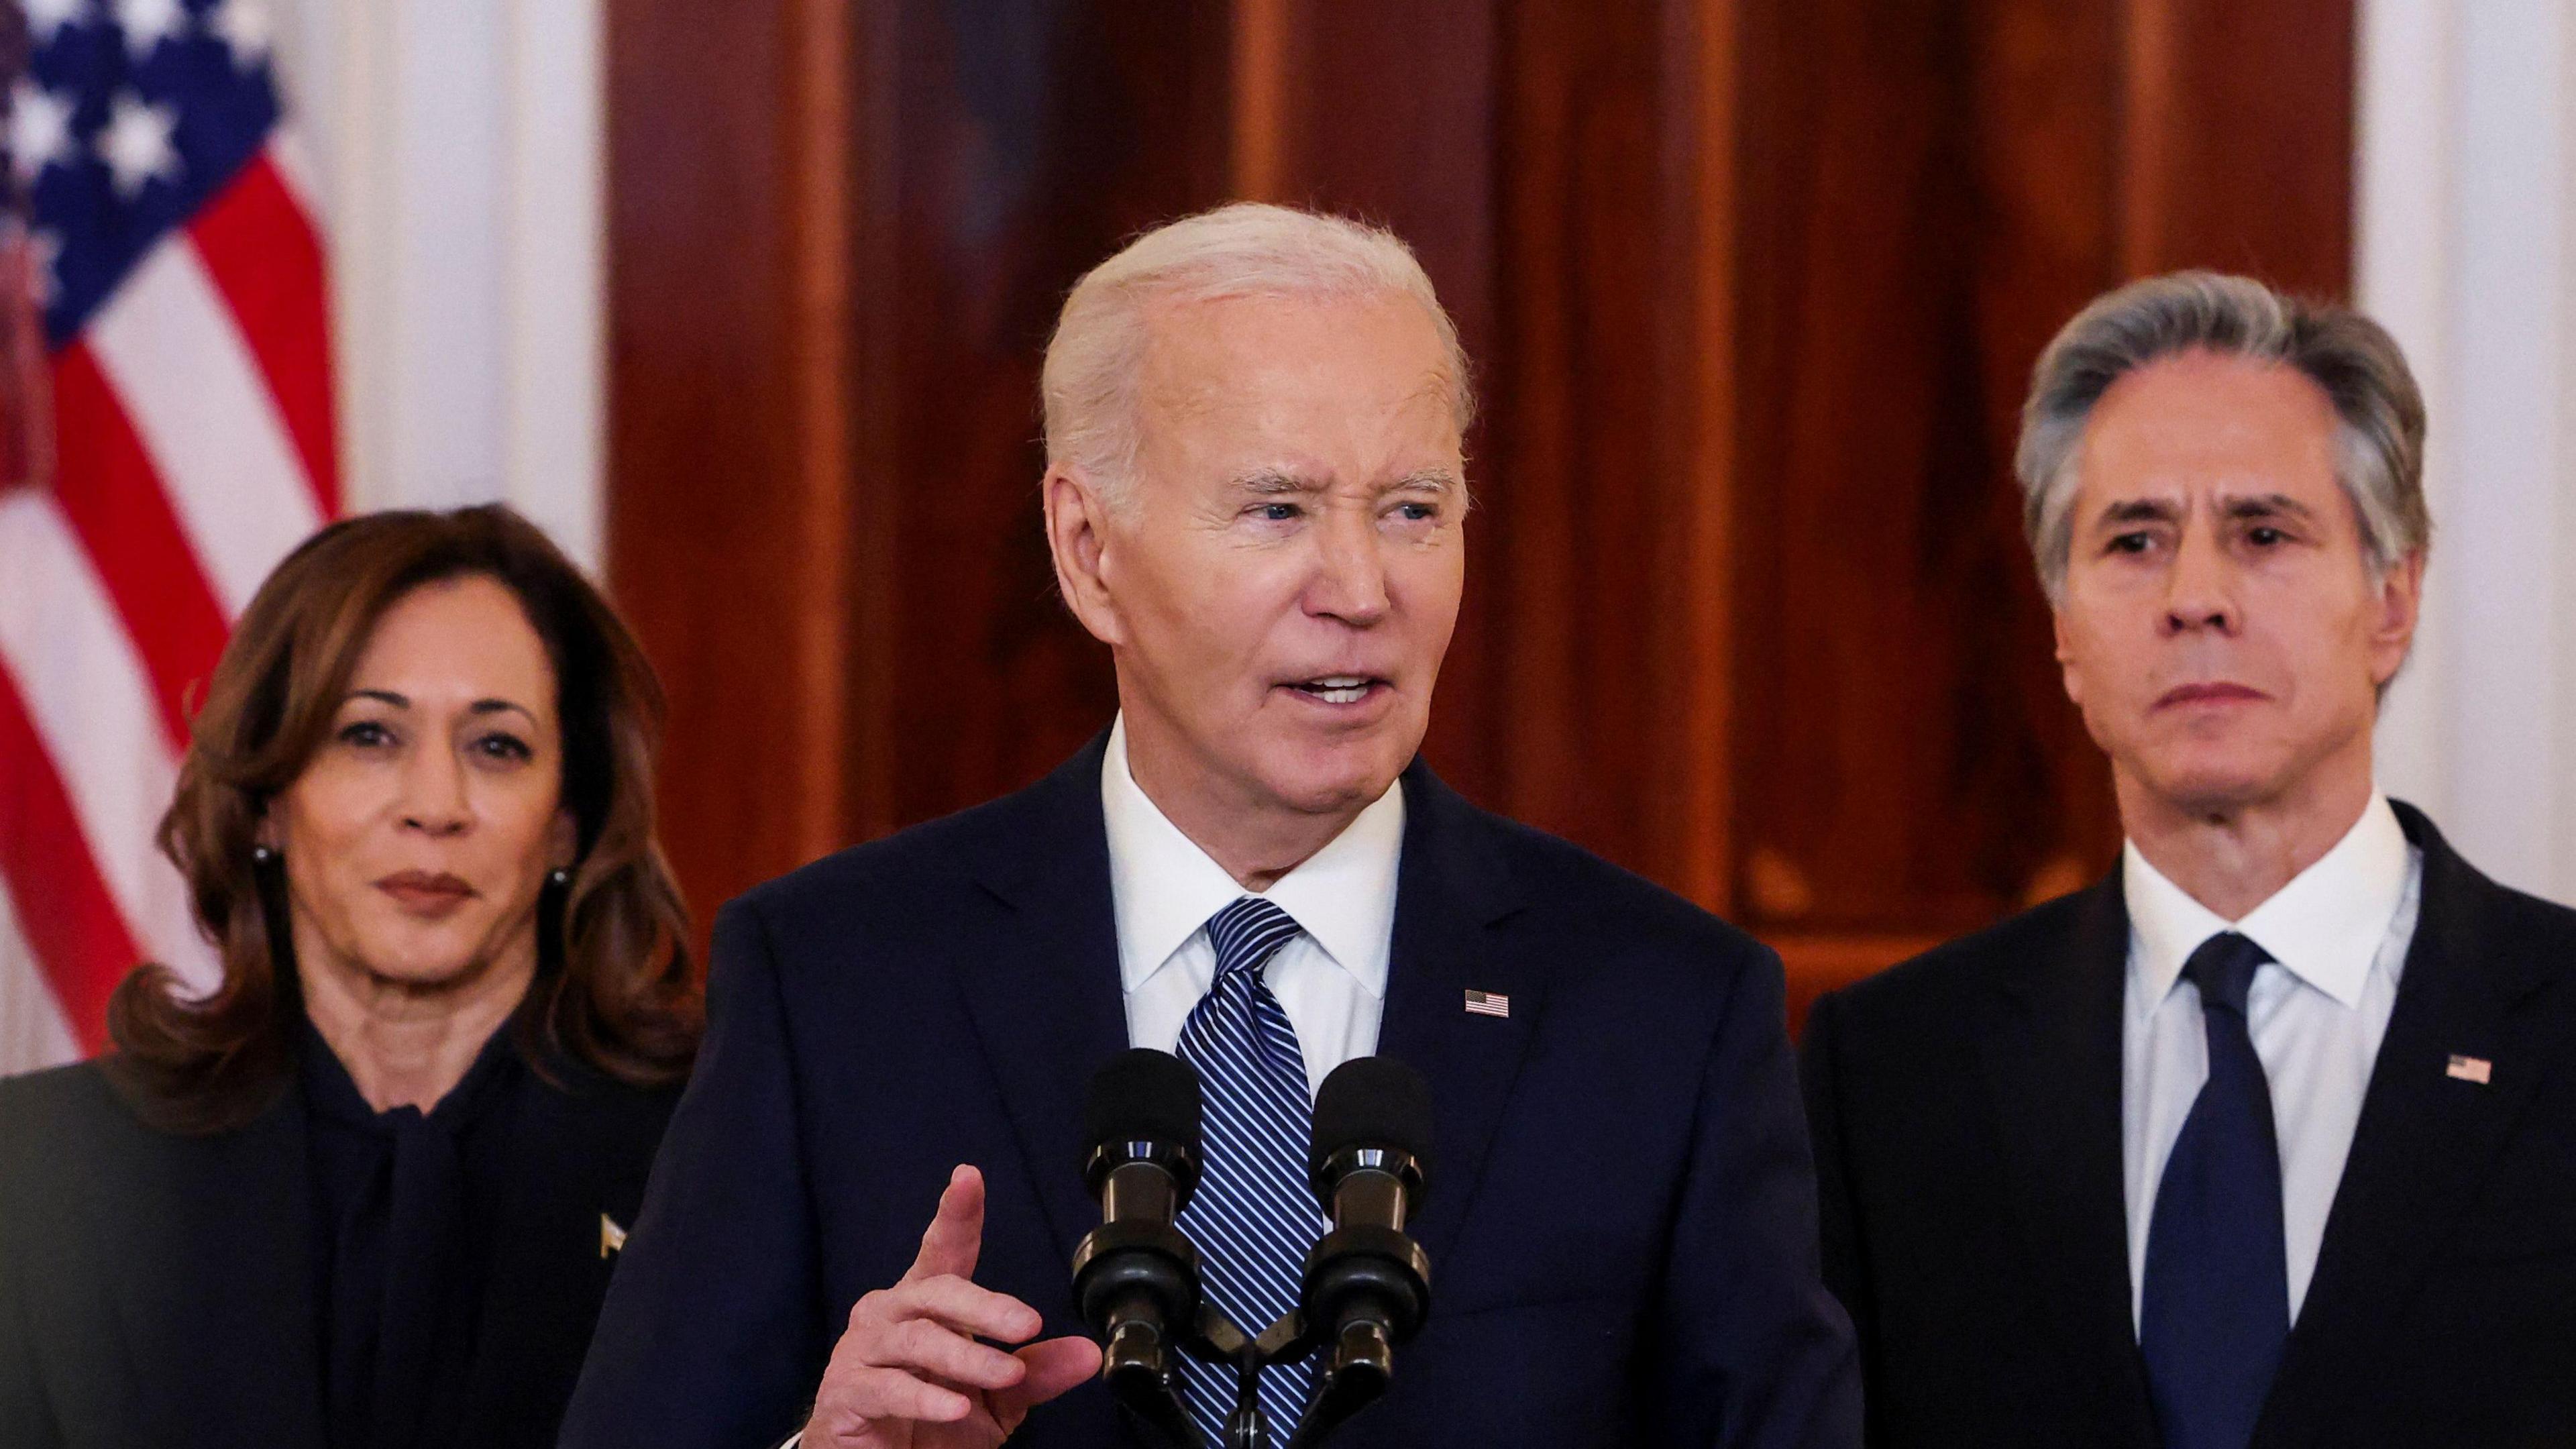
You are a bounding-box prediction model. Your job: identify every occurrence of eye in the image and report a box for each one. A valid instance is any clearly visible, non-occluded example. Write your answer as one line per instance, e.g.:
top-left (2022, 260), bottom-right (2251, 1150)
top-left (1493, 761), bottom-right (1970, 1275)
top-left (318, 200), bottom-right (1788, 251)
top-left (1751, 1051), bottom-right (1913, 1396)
top-left (337, 720), bottom-right (394, 750)
top-left (2246, 525), bottom-right (2287, 547)
top-left (1393, 501), bottom-right (1439, 522)
top-left (472, 731), bottom-right (534, 763)
top-left (2106, 531), bottom-right (2153, 555)
top-left (1255, 502), bottom-right (1301, 523)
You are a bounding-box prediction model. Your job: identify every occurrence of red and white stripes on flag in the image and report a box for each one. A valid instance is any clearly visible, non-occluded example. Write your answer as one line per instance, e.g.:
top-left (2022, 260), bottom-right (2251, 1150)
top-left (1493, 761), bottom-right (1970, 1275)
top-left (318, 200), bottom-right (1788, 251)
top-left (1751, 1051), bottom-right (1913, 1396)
top-left (1, 3), bottom-right (337, 1075)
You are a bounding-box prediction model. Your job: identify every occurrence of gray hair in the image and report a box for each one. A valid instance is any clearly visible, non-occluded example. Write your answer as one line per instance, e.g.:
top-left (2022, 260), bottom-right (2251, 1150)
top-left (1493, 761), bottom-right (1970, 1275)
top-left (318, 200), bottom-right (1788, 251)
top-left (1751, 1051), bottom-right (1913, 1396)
top-left (1039, 202), bottom-right (1474, 511)
top-left (2015, 271), bottom-right (2430, 602)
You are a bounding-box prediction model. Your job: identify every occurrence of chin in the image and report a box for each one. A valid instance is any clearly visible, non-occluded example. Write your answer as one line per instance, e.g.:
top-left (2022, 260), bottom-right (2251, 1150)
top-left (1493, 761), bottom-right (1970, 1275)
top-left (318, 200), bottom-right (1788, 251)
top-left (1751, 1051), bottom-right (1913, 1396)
top-left (2131, 749), bottom-right (2294, 816)
top-left (1259, 748), bottom-right (1403, 815)
top-left (352, 928), bottom-right (490, 989)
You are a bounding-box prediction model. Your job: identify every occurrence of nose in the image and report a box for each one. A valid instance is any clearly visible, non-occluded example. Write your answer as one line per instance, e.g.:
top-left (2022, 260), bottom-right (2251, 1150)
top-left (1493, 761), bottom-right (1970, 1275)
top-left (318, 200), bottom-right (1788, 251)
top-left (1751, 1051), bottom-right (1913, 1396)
top-left (1305, 504), bottom-right (1390, 626)
top-left (2159, 523), bottom-right (2238, 637)
top-left (397, 740), bottom-right (472, 838)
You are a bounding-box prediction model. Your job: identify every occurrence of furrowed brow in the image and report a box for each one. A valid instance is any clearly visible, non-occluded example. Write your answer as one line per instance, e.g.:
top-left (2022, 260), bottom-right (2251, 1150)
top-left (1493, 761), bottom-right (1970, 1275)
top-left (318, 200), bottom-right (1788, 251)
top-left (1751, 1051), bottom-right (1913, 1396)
top-left (2222, 492), bottom-right (2316, 521)
top-left (2096, 498), bottom-right (2180, 526)
top-left (1384, 468), bottom-right (1460, 496)
top-left (1232, 468), bottom-right (1326, 495)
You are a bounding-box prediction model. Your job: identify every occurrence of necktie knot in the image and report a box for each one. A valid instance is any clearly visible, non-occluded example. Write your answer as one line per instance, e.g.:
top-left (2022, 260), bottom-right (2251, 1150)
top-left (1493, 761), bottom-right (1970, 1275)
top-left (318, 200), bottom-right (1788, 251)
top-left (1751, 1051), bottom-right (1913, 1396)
top-left (1205, 896), bottom-right (1301, 988)
top-left (2182, 930), bottom-right (2270, 1017)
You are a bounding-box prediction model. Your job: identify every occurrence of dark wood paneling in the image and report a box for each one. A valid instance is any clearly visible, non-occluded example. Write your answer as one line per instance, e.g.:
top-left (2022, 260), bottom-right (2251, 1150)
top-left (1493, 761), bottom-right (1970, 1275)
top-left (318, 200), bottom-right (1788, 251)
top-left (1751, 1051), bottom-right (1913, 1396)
top-left (1727, 0), bottom-right (2349, 961)
top-left (2120, 0), bottom-right (2355, 291)
top-left (605, 0), bottom-right (853, 926)
top-left (866, 3), bottom-right (1233, 833)
top-left (1730, 0), bottom-right (2127, 940)
top-left (607, 0), bottom-right (2355, 995)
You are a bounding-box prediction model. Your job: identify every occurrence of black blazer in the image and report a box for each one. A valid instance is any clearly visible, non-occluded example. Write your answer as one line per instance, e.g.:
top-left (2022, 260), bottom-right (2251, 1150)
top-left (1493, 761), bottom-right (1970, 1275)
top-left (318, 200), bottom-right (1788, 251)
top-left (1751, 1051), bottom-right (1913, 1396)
top-left (562, 735), bottom-right (1860, 1448)
top-left (1802, 802), bottom-right (2576, 1448)
top-left (0, 1042), bottom-right (679, 1448)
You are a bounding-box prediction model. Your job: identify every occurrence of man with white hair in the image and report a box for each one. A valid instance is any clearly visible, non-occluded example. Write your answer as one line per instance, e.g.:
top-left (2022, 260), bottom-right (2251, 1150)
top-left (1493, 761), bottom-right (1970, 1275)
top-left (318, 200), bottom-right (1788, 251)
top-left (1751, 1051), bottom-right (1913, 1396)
top-left (562, 203), bottom-right (1858, 1448)
top-left (1801, 274), bottom-right (2576, 1448)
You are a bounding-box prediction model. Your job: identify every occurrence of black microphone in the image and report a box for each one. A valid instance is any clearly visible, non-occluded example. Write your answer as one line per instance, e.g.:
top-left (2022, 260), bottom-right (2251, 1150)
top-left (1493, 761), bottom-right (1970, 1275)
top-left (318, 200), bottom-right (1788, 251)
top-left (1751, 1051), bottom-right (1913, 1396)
top-left (1291, 1057), bottom-right (1434, 1446)
top-left (1071, 1049), bottom-right (1204, 1448)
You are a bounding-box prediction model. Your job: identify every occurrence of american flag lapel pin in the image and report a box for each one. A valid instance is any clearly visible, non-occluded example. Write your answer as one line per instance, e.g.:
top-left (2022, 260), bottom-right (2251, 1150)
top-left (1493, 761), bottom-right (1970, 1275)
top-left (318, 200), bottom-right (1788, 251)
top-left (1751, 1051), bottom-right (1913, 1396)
top-left (1464, 989), bottom-right (1510, 1019)
top-left (2446, 1054), bottom-right (2493, 1085)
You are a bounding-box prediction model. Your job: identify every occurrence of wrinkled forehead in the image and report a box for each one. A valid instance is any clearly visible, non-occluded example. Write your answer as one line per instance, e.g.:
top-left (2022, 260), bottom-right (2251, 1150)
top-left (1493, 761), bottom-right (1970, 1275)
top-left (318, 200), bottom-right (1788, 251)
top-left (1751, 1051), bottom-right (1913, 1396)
top-left (2074, 354), bottom-right (2344, 505)
top-left (1134, 290), bottom-right (1464, 433)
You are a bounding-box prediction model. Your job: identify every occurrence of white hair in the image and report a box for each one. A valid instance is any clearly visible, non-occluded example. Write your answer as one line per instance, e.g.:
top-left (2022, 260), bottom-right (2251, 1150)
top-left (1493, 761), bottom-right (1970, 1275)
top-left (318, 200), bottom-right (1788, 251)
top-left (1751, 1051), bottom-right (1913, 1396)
top-left (1039, 202), bottom-right (1475, 510)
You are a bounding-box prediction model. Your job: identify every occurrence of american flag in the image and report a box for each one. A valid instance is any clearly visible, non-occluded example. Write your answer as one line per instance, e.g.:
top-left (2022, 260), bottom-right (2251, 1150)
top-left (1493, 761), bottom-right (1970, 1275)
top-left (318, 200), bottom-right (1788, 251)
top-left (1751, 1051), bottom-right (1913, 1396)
top-left (0, 0), bottom-right (334, 1073)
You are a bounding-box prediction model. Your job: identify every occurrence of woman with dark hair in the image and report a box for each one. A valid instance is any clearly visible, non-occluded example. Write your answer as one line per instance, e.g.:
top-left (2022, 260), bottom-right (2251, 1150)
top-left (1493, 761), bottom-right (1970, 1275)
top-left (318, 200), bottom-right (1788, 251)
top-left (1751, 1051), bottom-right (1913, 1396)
top-left (0, 505), bottom-right (701, 1449)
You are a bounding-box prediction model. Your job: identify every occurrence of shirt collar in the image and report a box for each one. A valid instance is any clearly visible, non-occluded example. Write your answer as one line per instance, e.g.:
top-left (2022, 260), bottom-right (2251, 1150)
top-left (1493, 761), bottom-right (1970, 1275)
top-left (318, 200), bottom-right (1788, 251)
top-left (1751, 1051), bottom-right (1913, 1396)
top-left (2123, 792), bottom-right (2411, 1010)
top-left (1099, 714), bottom-right (1404, 1000)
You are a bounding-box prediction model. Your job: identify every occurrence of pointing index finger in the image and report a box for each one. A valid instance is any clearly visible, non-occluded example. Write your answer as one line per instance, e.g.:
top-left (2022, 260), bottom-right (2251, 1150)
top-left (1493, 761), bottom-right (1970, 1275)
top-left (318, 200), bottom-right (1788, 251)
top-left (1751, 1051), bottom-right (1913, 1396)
top-left (902, 1164), bottom-right (986, 1285)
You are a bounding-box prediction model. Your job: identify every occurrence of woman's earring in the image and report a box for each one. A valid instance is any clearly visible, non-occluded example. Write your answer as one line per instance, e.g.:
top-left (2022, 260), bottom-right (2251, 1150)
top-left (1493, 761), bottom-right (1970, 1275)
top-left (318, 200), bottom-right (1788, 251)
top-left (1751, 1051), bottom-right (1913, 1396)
top-left (549, 868), bottom-right (570, 887)
top-left (252, 845), bottom-right (276, 865)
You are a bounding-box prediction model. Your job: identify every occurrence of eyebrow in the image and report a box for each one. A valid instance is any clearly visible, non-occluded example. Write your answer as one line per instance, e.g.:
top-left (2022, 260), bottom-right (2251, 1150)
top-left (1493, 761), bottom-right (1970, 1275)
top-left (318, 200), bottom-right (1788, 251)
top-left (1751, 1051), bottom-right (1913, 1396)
top-left (2094, 492), bottom-right (2316, 527)
top-left (1228, 468), bottom-right (1462, 496)
top-left (2221, 492), bottom-right (2316, 521)
top-left (345, 690), bottom-right (541, 726)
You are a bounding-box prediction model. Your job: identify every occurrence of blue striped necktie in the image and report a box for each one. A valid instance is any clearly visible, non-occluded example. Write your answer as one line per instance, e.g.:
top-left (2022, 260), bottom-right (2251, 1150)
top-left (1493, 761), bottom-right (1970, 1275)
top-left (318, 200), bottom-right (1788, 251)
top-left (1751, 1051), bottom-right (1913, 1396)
top-left (1175, 896), bottom-right (1324, 1444)
top-left (2141, 930), bottom-right (2288, 1449)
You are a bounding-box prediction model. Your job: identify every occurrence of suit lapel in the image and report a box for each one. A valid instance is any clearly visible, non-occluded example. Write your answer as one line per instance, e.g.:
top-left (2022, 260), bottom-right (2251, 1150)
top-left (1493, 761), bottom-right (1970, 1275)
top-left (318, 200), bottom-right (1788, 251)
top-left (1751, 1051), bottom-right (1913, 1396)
top-left (955, 734), bottom-right (1134, 1264)
top-left (454, 1065), bottom-right (657, 1442)
top-left (2256, 805), bottom-right (2559, 1445)
top-left (117, 1082), bottom-right (327, 1448)
top-left (1976, 875), bottom-right (2159, 1447)
top-left (1372, 763), bottom-right (1535, 1270)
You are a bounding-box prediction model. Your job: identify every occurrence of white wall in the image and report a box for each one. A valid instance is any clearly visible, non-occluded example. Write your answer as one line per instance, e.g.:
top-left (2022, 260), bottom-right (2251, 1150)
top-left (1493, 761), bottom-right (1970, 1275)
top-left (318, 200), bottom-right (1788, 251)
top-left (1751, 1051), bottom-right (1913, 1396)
top-left (270, 0), bottom-right (606, 572)
top-left (2364, 0), bottom-right (2576, 907)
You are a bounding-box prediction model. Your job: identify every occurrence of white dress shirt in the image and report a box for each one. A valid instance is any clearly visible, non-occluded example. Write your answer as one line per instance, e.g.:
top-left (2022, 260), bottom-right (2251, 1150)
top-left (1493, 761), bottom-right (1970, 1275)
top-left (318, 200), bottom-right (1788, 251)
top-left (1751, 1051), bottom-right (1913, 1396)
top-left (2120, 792), bottom-right (2422, 1331)
top-left (1102, 715), bottom-right (1403, 1097)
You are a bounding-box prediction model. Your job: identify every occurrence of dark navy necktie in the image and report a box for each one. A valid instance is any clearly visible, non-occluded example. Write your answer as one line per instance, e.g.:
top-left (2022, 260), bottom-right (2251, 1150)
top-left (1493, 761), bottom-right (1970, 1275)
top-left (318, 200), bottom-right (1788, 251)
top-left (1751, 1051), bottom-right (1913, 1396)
top-left (2141, 930), bottom-right (2289, 1449)
top-left (1174, 896), bottom-right (1324, 1444)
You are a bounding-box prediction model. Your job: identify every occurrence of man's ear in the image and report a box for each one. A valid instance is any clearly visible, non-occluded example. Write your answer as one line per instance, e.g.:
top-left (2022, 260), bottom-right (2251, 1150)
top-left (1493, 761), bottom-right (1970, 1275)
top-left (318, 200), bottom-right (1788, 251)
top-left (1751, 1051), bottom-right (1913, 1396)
top-left (2367, 549), bottom-right (2426, 688)
top-left (2053, 605), bottom-right (2086, 710)
top-left (1043, 465), bottom-right (1128, 648)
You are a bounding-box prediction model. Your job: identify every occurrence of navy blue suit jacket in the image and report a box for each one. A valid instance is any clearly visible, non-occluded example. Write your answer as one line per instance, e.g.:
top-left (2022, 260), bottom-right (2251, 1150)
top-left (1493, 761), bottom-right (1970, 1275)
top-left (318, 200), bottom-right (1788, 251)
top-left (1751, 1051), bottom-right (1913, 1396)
top-left (562, 735), bottom-right (1858, 1447)
top-left (1803, 804), bottom-right (2576, 1447)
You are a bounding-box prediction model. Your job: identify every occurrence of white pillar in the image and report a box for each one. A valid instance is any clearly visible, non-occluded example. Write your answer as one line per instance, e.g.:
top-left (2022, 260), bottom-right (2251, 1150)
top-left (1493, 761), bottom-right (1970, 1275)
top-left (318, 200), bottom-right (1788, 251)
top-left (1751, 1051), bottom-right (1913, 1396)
top-left (269, 0), bottom-right (605, 573)
top-left (2362, 0), bottom-right (2576, 906)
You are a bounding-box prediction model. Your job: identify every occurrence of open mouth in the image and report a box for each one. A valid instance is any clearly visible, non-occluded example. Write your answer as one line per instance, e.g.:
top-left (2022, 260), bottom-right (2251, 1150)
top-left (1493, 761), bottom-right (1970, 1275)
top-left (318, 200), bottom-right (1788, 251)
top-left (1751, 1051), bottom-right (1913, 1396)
top-left (1286, 675), bottom-right (1387, 706)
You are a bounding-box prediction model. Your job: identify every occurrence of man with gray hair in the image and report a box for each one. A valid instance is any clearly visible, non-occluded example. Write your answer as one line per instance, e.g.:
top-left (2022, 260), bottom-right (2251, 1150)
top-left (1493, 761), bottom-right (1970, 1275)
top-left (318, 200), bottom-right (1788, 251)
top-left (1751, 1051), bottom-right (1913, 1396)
top-left (564, 203), bottom-right (1858, 1448)
top-left (1801, 273), bottom-right (2576, 1448)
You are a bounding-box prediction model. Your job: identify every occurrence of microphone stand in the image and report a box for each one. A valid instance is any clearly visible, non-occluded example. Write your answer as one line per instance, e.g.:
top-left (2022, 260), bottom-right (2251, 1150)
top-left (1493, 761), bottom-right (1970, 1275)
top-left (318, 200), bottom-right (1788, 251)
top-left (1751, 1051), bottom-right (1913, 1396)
top-left (1152, 1300), bottom-right (1399, 1449)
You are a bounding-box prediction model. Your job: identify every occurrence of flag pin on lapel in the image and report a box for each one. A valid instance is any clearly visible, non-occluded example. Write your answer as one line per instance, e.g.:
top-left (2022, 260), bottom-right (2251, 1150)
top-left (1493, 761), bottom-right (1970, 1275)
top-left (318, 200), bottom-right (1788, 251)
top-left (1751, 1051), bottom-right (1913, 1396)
top-left (2447, 1054), bottom-right (2493, 1085)
top-left (1464, 989), bottom-right (1510, 1019)
top-left (600, 1213), bottom-right (629, 1259)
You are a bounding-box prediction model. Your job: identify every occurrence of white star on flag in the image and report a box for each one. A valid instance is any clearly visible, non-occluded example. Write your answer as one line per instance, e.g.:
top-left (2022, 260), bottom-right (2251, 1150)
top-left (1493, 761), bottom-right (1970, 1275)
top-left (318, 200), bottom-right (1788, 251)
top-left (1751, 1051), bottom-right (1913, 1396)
top-left (114, 0), bottom-right (188, 60)
top-left (9, 82), bottom-right (76, 183)
top-left (99, 90), bottom-right (181, 197)
top-left (23, 0), bottom-right (90, 43)
top-left (209, 0), bottom-right (274, 66)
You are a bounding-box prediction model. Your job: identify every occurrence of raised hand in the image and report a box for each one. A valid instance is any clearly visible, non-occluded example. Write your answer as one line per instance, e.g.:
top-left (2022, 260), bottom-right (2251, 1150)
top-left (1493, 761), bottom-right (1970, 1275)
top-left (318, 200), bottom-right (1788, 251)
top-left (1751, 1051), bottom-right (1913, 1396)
top-left (802, 1165), bottom-right (1104, 1448)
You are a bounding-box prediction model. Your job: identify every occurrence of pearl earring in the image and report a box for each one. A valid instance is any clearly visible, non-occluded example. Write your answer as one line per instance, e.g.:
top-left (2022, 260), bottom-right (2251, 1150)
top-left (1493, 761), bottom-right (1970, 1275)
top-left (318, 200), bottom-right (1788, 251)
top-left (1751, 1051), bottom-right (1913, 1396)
top-left (252, 845), bottom-right (276, 865)
top-left (549, 868), bottom-right (570, 887)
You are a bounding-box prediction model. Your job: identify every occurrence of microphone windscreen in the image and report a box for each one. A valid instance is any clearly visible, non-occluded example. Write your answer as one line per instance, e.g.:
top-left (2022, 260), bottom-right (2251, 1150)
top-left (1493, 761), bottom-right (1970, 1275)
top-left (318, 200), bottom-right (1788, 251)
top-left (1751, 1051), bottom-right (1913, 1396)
top-left (1083, 1048), bottom-right (1202, 1156)
top-left (1310, 1055), bottom-right (1434, 1185)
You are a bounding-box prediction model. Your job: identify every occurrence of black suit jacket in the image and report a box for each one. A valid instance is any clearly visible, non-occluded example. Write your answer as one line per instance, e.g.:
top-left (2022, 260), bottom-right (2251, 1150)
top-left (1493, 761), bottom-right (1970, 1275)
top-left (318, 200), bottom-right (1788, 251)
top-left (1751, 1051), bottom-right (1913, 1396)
top-left (0, 1042), bottom-right (678, 1448)
top-left (1802, 802), bottom-right (2576, 1448)
top-left (562, 735), bottom-right (1859, 1448)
